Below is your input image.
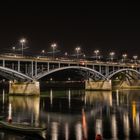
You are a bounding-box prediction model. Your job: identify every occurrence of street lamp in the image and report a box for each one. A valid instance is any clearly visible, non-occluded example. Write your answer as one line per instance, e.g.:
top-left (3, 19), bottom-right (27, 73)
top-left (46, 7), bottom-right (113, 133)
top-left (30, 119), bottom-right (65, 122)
top-left (51, 43), bottom-right (57, 60)
top-left (122, 54), bottom-right (127, 63)
top-left (133, 55), bottom-right (138, 64)
top-left (75, 47), bottom-right (81, 59)
top-left (83, 54), bottom-right (86, 59)
top-left (65, 52), bottom-right (68, 56)
top-left (94, 50), bottom-right (99, 61)
top-left (64, 52), bottom-right (68, 59)
top-left (12, 46), bottom-right (15, 53)
top-left (20, 38), bottom-right (26, 56)
top-left (41, 50), bottom-right (45, 56)
top-left (109, 52), bottom-right (115, 62)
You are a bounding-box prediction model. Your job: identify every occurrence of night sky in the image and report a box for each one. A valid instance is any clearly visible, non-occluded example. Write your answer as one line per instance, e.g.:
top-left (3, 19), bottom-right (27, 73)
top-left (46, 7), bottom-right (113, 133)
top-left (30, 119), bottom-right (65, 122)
top-left (0, 2), bottom-right (138, 58)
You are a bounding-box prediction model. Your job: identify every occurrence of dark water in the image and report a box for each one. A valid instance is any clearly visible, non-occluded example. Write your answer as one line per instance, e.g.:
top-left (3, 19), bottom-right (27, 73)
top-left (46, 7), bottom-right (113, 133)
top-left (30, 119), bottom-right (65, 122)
top-left (0, 89), bottom-right (140, 140)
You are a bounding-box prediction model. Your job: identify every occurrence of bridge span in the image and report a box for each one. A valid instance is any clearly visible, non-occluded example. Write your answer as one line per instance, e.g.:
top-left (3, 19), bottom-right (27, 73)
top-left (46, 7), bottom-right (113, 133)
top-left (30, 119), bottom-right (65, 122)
top-left (0, 56), bottom-right (140, 81)
top-left (1, 56), bottom-right (140, 94)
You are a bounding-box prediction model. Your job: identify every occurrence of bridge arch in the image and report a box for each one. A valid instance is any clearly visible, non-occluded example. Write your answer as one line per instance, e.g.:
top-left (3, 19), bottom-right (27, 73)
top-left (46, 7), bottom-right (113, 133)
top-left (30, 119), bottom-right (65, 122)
top-left (107, 68), bottom-right (140, 80)
top-left (0, 66), bottom-right (33, 81)
top-left (36, 66), bottom-right (106, 80)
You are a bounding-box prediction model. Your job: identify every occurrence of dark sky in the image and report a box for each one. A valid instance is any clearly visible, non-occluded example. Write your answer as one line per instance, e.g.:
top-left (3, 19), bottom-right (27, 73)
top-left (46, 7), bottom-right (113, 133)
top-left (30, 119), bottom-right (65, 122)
top-left (0, 2), bottom-right (138, 57)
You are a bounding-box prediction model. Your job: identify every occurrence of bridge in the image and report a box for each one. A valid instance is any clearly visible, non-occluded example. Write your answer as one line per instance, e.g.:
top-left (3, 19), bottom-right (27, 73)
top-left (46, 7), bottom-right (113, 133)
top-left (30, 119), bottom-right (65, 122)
top-left (0, 56), bottom-right (140, 80)
top-left (0, 55), bottom-right (140, 94)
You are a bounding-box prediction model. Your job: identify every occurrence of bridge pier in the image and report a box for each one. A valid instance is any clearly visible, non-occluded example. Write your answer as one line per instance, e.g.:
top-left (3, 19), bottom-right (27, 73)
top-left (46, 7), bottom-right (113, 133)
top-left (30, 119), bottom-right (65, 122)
top-left (9, 81), bottom-right (40, 95)
top-left (85, 80), bottom-right (112, 91)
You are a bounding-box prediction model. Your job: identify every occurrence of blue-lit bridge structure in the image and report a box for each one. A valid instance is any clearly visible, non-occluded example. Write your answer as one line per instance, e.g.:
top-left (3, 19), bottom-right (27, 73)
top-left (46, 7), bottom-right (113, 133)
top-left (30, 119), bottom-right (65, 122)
top-left (0, 55), bottom-right (140, 82)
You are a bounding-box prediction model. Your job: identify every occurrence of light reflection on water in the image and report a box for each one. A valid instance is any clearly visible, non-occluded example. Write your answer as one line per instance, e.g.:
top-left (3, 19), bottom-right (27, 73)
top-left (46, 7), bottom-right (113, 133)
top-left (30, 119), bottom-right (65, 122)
top-left (1, 89), bottom-right (140, 139)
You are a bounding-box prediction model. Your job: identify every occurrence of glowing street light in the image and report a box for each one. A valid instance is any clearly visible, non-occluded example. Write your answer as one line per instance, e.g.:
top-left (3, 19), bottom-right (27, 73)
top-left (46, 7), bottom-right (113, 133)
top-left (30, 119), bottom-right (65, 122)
top-left (51, 43), bottom-right (57, 60)
top-left (75, 47), bottom-right (81, 59)
top-left (20, 38), bottom-right (26, 56)
top-left (109, 52), bottom-right (115, 62)
top-left (64, 52), bottom-right (68, 56)
top-left (12, 46), bottom-right (16, 53)
top-left (133, 55), bottom-right (138, 64)
top-left (83, 54), bottom-right (86, 59)
top-left (122, 54), bottom-right (127, 63)
top-left (94, 50), bottom-right (99, 61)
top-left (41, 50), bottom-right (45, 56)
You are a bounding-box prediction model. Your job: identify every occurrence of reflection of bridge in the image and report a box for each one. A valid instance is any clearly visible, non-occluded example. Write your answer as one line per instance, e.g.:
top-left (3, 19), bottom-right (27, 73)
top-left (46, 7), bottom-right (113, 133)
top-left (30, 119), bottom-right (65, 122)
top-left (0, 56), bottom-right (140, 81)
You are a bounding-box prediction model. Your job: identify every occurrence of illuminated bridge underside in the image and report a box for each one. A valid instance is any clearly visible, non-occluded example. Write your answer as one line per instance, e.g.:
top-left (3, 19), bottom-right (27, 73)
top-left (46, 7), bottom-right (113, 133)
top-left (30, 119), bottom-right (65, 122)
top-left (36, 66), bottom-right (106, 80)
top-left (0, 65), bottom-right (140, 82)
top-left (36, 67), bottom-right (140, 81)
top-left (0, 66), bottom-right (33, 81)
top-left (106, 68), bottom-right (140, 80)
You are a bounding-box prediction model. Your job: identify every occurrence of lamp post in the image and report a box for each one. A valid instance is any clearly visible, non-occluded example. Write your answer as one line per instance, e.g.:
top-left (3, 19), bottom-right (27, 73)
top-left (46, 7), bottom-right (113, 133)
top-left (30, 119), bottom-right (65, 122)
top-left (64, 52), bottom-right (68, 58)
top-left (109, 52), bottom-right (115, 62)
top-left (41, 50), bottom-right (45, 56)
top-left (75, 47), bottom-right (81, 59)
top-left (94, 50), bottom-right (99, 61)
top-left (20, 38), bottom-right (26, 56)
top-left (83, 54), bottom-right (86, 59)
top-left (12, 46), bottom-right (15, 53)
top-left (122, 54), bottom-right (127, 63)
top-left (51, 43), bottom-right (57, 60)
top-left (133, 55), bottom-right (138, 64)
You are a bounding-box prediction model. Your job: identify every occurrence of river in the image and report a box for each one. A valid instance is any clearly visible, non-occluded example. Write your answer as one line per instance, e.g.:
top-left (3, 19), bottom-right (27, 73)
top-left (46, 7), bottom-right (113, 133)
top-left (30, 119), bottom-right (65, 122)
top-left (0, 89), bottom-right (140, 140)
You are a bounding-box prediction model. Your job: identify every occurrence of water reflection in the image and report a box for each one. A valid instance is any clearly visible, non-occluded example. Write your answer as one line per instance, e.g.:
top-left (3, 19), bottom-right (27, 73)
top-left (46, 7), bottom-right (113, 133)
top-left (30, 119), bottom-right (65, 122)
top-left (51, 122), bottom-right (59, 140)
top-left (8, 103), bottom-right (12, 122)
top-left (82, 109), bottom-right (88, 140)
top-left (50, 89), bottom-right (53, 106)
top-left (111, 114), bottom-right (117, 139)
top-left (1, 89), bottom-right (140, 139)
top-left (68, 89), bottom-right (71, 108)
top-left (123, 112), bottom-right (130, 137)
top-left (75, 122), bottom-right (82, 140)
top-left (64, 123), bottom-right (69, 140)
top-left (9, 96), bottom-right (40, 127)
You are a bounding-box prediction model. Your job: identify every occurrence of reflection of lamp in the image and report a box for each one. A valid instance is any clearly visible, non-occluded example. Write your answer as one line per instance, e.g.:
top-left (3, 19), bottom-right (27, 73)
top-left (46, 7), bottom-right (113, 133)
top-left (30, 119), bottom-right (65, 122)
top-left (111, 114), bottom-right (117, 139)
top-left (95, 119), bottom-right (102, 136)
top-left (8, 103), bottom-right (12, 122)
top-left (132, 101), bottom-right (136, 123)
top-left (65, 123), bottom-right (69, 140)
top-left (82, 109), bottom-right (88, 139)
top-left (75, 122), bottom-right (82, 140)
top-left (123, 113), bottom-right (130, 137)
top-left (2, 90), bottom-right (5, 105)
top-left (68, 89), bottom-right (71, 108)
top-left (50, 89), bottom-right (53, 105)
top-left (51, 122), bottom-right (59, 140)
